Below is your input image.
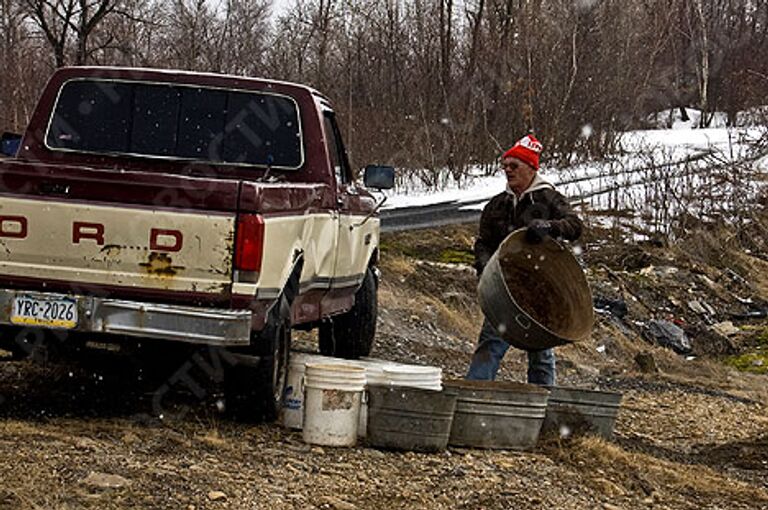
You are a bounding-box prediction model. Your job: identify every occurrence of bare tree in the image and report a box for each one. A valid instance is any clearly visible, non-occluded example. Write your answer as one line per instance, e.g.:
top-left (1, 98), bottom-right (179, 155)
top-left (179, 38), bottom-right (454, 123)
top-left (160, 0), bottom-right (217, 70)
top-left (2, 0), bottom-right (768, 187)
top-left (0, 0), bottom-right (31, 129)
top-left (86, 0), bottom-right (163, 65)
top-left (213, 0), bottom-right (271, 75)
top-left (23, 0), bottom-right (119, 66)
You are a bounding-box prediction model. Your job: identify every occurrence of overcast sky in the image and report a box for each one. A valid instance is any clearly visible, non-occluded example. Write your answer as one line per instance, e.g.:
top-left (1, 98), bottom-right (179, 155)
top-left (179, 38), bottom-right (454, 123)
top-left (271, 0), bottom-right (291, 17)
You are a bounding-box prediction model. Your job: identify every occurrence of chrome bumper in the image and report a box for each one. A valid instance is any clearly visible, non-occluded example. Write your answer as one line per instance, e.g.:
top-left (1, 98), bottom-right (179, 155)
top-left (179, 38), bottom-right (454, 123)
top-left (0, 288), bottom-right (252, 346)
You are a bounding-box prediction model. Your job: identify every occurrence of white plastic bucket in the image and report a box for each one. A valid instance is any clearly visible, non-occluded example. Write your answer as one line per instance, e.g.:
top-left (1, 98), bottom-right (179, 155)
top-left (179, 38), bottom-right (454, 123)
top-left (283, 353), bottom-right (341, 429)
top-left (283, 353), bottom-right (388, 436)
top-left (302, 363), bottom-right (366, 447)
top-left (383, 365), bottom-right (443, 391)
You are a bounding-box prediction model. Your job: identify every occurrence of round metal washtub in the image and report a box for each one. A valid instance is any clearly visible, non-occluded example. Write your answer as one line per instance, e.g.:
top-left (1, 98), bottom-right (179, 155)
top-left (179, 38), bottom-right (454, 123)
top-left (366, 384), bottom-right (458, 453)
top-left (445, 380), bottom-right (549, 450)
top-left (542, 386), bottom-right (623, 439)
top-left (478, 228), bottom-right (594, 351)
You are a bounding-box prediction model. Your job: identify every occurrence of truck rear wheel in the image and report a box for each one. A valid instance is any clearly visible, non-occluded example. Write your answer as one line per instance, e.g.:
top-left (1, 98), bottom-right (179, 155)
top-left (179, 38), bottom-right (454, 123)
top-left (226, 296), bottom-right (291, 422)
top-left (319, 267), bottom-right (377, 359)
top-left (255, 314), bottom-right (290, 421)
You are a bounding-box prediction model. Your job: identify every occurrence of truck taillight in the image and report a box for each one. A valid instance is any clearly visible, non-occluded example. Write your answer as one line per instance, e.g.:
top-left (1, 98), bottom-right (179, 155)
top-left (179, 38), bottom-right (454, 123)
top-left (235, 214), bottom-right (264, 272)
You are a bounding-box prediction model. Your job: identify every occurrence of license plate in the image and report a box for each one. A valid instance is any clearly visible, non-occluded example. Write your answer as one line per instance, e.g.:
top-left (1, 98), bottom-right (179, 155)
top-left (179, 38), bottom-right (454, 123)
top-left (11, 294), bottom-right (78, 329)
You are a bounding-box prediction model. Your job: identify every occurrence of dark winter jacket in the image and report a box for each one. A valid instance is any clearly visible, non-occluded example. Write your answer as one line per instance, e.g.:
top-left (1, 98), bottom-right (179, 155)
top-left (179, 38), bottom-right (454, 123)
top-left (474, 175), bottom-right (583, 274)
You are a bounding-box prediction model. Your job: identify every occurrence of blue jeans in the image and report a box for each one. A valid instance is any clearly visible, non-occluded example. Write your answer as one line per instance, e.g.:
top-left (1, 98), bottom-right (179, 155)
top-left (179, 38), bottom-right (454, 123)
top-left (466, 319), bottom-right (555, 385)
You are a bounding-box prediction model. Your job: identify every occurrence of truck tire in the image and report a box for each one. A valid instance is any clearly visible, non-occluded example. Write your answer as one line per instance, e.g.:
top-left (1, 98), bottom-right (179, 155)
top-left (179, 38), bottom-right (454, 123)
top-left (319, 267), bottom-right (377, 359)
top-left (255, 312), bottom-right (291, 421)
top-left (226, 296), bottom-right (291, 422)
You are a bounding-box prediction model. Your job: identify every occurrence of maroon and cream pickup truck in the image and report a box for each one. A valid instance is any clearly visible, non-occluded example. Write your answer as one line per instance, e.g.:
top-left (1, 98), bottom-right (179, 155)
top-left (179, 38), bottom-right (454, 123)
top-left (0, 67), bottom-right (394, 418)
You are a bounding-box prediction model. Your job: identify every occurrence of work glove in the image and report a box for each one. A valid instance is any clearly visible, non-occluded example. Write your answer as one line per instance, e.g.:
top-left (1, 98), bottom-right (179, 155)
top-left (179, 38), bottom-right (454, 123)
top-left (525, 219), bottom-right (556, 243)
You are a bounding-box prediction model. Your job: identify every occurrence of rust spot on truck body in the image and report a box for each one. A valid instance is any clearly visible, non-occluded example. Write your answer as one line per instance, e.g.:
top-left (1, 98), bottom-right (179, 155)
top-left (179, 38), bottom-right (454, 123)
top-left (139, 252), bottom-right (184, 277)
top-left (100, 244), bottom-right (122, 257)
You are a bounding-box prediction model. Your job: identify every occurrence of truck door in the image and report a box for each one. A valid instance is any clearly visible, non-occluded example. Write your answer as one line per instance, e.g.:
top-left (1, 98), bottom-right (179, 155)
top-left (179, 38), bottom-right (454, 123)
top-left (322, 112), bottom-right (373, 298)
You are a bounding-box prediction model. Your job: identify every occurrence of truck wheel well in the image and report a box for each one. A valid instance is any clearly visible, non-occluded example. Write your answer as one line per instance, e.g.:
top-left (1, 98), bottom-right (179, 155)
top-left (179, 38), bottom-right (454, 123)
top-left (279, 256), bottom-right (304, 319)
top-left (369, 248), bottom-right (380, 268)
top-left (368, 251), bottom-right (380, 287)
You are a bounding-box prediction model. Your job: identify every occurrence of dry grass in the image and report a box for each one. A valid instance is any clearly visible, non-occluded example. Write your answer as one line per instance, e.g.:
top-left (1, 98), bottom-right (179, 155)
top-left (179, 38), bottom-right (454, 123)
top-left (380, 245), bottom-right (481, 342)
top-left (421, 293), bottom-right (479, 340)
top-left (547, 436), bottom-right (768, 507)
top-left (734, 251), bottom-right (768, 298)
top-left (380, 253), bottom-right (419, 280)
top-left (378, 281), bottom-right (480, 346)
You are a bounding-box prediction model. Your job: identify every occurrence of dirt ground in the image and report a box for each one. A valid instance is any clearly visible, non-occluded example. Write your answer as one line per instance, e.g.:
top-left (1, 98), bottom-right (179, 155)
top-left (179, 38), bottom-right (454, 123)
top-left (1, 222), bottom-right (767, 510)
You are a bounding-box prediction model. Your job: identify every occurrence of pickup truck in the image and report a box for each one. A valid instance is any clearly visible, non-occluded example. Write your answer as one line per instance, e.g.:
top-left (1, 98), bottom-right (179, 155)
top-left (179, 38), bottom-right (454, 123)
top-left (0, 67), bottom-right (394, 419)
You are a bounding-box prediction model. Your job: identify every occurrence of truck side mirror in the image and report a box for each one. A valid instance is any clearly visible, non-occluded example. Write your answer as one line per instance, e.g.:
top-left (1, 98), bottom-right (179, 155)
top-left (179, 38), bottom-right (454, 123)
top-left (363, 165), bottom-right (395, 190)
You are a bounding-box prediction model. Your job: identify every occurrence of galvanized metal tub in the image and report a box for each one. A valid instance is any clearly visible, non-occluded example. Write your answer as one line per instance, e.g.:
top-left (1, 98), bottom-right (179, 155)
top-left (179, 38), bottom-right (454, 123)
top-left (478, 229), bottom-right (594, 351)
top-left (366, 384), bottom-right (458, 452)
top-left (445, 380), bottom-right (549, 450)
top-left (542, 386), bottom-right (623, 439)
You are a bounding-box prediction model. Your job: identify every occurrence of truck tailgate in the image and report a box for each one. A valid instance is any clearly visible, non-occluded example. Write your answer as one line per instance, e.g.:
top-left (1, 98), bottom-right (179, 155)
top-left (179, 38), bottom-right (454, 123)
top-left (0, 162), bottom-right (239, 302)
top-left (0, 195), bottom-right (235, 296)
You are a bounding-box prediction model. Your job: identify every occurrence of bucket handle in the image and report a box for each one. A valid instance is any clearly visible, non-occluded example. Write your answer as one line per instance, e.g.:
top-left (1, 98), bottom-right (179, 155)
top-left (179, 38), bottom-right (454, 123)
top-left (515, 313), bottom-right (532, 330)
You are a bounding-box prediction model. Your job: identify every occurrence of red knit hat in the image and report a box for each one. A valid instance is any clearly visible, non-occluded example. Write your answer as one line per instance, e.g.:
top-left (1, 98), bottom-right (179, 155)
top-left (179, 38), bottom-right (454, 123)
top-left (502, 134), bottom-right (543, 170)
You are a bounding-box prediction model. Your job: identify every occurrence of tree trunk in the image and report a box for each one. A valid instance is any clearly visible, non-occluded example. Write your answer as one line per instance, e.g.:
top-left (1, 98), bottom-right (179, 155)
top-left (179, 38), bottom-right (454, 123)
top-left (693, 0), bottom-right (710, 127)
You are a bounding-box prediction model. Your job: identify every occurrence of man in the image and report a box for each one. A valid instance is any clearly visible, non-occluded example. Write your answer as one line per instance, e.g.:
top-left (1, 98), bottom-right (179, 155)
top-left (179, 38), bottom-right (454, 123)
top-left (466, 134), bottom-right (583, 385)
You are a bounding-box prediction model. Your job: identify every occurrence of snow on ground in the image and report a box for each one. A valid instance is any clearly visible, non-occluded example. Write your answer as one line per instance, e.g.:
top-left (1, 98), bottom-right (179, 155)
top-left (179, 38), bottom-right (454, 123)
top-left (620, 126), bottom-right (764, 155)
top-left (380, 170), bottom-right (506, 210)
top-left (646, 107), bottom-right (730, 130)
top-left (378, 119), bottom-right (767, 240)
top-left (382, 123), bottom-right (767, 215)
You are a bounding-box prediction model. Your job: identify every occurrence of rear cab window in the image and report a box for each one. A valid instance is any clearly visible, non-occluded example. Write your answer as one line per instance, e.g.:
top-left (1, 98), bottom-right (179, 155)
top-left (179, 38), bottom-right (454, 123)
top-left (46, 79), bottom-right (304, 169)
